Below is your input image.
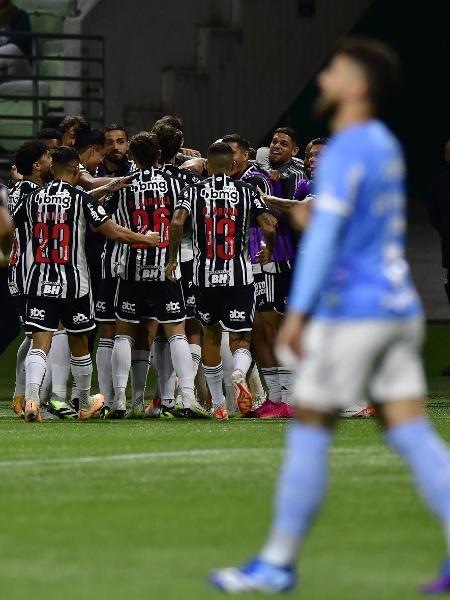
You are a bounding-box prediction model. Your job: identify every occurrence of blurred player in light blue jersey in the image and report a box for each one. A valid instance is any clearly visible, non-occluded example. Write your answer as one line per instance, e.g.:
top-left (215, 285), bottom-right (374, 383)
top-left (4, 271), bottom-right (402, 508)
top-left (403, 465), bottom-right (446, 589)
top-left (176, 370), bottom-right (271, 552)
top-left (209, 38), bottom-right (450, 595)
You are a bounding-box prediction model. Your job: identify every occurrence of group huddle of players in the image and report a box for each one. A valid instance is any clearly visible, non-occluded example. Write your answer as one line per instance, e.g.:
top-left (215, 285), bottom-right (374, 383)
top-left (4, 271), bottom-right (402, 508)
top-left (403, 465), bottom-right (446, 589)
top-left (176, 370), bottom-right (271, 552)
top-left (0, 114), bottom-right (356, 423)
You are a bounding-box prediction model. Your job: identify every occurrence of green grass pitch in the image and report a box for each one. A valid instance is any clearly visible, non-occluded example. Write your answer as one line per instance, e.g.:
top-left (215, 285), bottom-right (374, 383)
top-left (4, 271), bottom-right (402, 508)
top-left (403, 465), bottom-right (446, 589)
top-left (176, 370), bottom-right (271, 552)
top-left (1, 324), bottom-right (450, 600)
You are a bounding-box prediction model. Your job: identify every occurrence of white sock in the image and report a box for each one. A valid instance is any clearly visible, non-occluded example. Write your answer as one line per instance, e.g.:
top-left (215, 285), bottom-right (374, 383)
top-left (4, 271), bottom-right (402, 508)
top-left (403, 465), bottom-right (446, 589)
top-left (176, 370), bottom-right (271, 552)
top-left (96, 338), bottom-right (114, 408)
top-left (49, 330), bottom-right (70, 401)
top-left (131, 349), bottom-right (150, 408)
top-left (153, 337), bottom-right (176, 401)
top-left (203, 363), bottom-right (225, 409)
top-left (168, 334), bottom-right (194, 396)
top-left (189, 343), bottom-right (202, 376)
top-left (40, 359), bottom-right (52, 403)
top-left (249, 364), bottom-right (267, 402)
top-left (232, 348), bottom-right (252, 377)
top-left (70, 354), bottom-right (92, 409)
top-left (278, 368), bottom-right (294, 405)
top-left (25, 348), bottom-right (47, 403)
top-left (14, 336), bottom-right (31, 397)
top-left (262, 367), bottom-right (282, 402)
top-left (111, 335), bottom-right (133, 410)
top-left (220, 332), bottom-right (234, 408)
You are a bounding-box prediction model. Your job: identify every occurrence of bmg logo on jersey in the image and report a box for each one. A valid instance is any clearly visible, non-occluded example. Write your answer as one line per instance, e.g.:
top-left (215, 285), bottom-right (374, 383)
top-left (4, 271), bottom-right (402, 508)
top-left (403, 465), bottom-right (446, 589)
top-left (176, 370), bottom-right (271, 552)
top-left (229, 309), bottom-right (245, 321)
top-left (73, 313), bottom-right (89, 324)
top-left (30, 307), bottom-right (45, 320)
top-left (200, 186), bottom-right (239, 203)
top-left (131, 178), bottom-right (168, 195)
top-left (166, 301), bottom-right (181, 313)
top-left (122, 301), bottom-right (135, 313)
top-left (41, 282), bottom-right (62, 297)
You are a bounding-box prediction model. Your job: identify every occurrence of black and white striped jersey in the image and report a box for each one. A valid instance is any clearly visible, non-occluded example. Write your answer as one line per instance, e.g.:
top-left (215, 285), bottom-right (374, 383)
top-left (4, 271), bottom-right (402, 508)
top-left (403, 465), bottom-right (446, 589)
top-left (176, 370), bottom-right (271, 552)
top-left (176, 174), bottom-right (269, 287)
top-left (8, 179), bottom-right (40, 295)
top-left (12, 180), bottom-right (110, 299)
top-left (109, 168), bottom-right (182, 282)
top-left (160, 163), bottom-right (203, 264)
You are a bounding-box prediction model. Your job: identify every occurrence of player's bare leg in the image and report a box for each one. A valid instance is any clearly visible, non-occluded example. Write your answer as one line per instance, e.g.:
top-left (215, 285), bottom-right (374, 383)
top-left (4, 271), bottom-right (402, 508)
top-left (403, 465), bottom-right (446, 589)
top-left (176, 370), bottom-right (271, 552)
top-left (163, 321), bottom-right (210, 418)
top-left (24, 331), bottom-right (52, 422)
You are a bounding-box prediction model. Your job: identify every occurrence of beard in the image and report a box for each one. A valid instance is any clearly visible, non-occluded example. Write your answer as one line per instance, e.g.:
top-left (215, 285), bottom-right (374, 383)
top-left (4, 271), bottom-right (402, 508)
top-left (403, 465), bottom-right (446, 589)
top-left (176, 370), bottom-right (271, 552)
top-left (106, 152), bottom-right (125, 164)
top-left (314, 93), bottom-right (339, 123)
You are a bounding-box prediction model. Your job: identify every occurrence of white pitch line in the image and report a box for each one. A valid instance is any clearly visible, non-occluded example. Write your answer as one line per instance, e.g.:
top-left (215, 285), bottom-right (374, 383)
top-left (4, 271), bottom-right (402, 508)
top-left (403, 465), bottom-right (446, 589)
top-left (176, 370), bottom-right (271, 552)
top-left (0, 445), bottom-right (389, 469)
top-left (0, 448), bottom-right (270, 469)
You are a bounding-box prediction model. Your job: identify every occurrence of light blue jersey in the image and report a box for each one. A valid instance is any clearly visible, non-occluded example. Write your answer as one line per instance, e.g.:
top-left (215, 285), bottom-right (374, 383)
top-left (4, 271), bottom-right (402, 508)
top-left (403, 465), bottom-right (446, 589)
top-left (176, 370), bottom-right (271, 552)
top-left (289, 120), bottom-right (422, 319)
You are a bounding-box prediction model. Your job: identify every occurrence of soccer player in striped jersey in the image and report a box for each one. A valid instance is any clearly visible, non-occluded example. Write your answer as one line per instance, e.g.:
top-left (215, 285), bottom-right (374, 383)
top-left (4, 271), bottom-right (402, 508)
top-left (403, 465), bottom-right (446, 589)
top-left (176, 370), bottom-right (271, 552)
top-left (109, 132), bottom-right (209, 419)
top-left (153, 123), bottom-right (210, 412)
top-left (7, 140), bottom-right (52, 417)
top-left (167, 141), bottom-right (276, 420)
top-left (11, 146), bottom-right (160, 423)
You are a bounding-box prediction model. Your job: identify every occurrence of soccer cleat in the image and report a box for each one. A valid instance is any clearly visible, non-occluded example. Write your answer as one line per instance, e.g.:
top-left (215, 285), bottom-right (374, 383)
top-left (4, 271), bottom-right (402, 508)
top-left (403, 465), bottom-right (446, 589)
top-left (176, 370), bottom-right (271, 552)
top-left (78, 394), bottom-right (105, 420)
top-left (160, 405), bottom-right (176, 419)
top-left (212, 406), bottom-right (228, 421)
top-left (421, 558), bottom-right (450, 594)
top-left (245, 399), bottom-right (279, 418)
top-left (99, 404), bottom-right (112, 419)
top-left (47, 398), bottom-right (79, 420)
top-left (125, 401), bottom-right (145, 419)
top-left (341, 405), bottom-right (376, 418)
top-left (144, 398), bottom-right (161, 418)
top-left (183, 400), bottom-right (211, 419)
top-left (209, 557), bottom-right (296, 593)
top-left (260, 402), bottom-right (295, 419)
top-left (11, 395), bottom-right (25, 417)
top-left (24, 400), bottom-right (43, 423)
top-left (105, 409), bottom-right (127, 420)
top-left (232, 369), bottom-right (253, 415)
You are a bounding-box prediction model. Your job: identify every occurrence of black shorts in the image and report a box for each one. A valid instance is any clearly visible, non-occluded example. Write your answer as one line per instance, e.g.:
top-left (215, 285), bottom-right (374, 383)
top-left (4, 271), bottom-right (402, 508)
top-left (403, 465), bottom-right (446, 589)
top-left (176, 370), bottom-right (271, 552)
top-left (9, 286), bottom-right (27, 324)
top-left (253, 271), bottom-right (275, 312)
top-left (193, 284), bottom-right (255, 332)
top-left (180, 260), bottom-right (196, 319)
top-left (273, 270), bottom-right (292, 314)
top-left (95, 278), bottom-right (119, 323)
top-left (115, 278), bottom-right (186, 324)
top-left (25, 293), bottom-right (95, 334)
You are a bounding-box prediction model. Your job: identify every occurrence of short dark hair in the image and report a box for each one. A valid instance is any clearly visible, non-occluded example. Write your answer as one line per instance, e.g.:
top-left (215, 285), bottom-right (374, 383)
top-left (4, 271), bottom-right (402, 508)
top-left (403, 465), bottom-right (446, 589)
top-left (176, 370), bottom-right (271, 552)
top-left (104, 123), bottom-right (128, 139)
top-left (51, 146), bottom-right (80, 171)
top-left (15, 140), bottom-right (49, 176)
top-left (129, 132), bottom-right (160, 167)
top-left (153, 124), bottom-right (183, 162)
top-left (58, 114), bottom-right (88, 134)
top-left (37, 128), bottom-right (63, 142)
top-left (208, 141), bottom-right (233, 157)
top-left (153, 115), bottom-right (184, 133)
top-left (337, 37), bottom-right (401, 111)
top-left (74, 128), bottom-right (106, 153)
top-left (222, 134), bottom-right (250, 152)
top-left (309, 137), bottom-right (327, 147)
top-left (273, 127), bottom-right (298, 145)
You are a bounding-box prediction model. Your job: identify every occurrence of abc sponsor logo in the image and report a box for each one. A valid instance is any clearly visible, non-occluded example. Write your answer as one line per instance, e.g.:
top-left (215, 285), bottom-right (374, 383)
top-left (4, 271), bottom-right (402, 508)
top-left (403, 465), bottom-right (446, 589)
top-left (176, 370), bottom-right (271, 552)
top-left (229, 309), bottom-right (245, 321)
top-left (197, 310), bottom-right (210, 322)
top-left (30, 307), bottom-right (45, 320)
top-left (166, 301), bottom-right (180, 313)
top-left (73, 313), bottom-right (89, 324)
top-left (186, 295), bottom-right (195, 307)
top-left (96, 301), bottom-right (106, 312)
top-left (122, 301), bottom-right (135, 313)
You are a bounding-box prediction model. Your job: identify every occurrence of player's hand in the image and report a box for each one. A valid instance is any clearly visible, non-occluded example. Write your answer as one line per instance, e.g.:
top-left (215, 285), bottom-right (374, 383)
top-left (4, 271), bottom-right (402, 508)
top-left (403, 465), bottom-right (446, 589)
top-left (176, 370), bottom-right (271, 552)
top-left (143, 230), bottom-right (160, 246)
top-left (255, 241), bottom-right (271, 265)
top-left (181, 147), bottom-right (201, 158)
top-left (165, 261), bottom-right (178, 282)
top-left (268, 169), bottom-right (281, 182)
top-left (275, 311), bottom-right (306, 366)
top-left (106, 175), bottom-right (133, 193)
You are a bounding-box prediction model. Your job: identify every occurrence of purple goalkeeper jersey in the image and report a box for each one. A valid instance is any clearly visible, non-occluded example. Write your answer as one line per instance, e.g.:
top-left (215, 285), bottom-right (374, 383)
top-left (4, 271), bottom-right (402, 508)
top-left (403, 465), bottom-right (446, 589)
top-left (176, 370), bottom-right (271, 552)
top-left (293, 178), bottom-right (311, 200)
top-left (239, 165), bottom-right (296, 272)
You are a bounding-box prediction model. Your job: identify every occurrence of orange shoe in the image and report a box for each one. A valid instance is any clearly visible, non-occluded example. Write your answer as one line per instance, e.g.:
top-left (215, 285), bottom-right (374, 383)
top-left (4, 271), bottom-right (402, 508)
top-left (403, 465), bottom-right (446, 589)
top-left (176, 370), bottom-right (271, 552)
top-left (213, 406), bottom-right (228, 420)
top-left (354, 405), bottom-right (376, 418)
top-left (78, 394), bottom-right (104, 420)
top-left (232, 370), bottom-right (253, 415)
top-left (144, 398), bottom-right (161, 418)
top-left (24, 400), bottom-right (42, 423)
top-left (12, 395), bottom-right (25, 417)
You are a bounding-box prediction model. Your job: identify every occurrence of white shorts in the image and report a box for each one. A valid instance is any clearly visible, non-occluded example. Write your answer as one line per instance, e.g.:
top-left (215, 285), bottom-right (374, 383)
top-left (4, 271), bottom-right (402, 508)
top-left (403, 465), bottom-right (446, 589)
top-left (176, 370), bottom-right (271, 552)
top-left (293, 318), bottom-right (427, 412)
